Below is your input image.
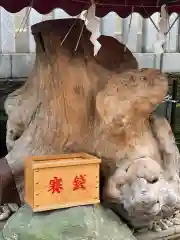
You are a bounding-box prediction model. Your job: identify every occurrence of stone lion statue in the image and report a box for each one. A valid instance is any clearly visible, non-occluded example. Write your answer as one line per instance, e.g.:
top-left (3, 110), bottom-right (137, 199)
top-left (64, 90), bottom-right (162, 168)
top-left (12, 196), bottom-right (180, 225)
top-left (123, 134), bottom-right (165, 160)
top-left (0, 18), bottom-right (180, 233)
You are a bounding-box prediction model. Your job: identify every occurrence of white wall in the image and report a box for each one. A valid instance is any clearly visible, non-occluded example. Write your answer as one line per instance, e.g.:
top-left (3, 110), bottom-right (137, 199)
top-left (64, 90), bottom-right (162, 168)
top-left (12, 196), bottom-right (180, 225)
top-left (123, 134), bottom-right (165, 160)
top-left (0, 8), bottom-right (180, 79)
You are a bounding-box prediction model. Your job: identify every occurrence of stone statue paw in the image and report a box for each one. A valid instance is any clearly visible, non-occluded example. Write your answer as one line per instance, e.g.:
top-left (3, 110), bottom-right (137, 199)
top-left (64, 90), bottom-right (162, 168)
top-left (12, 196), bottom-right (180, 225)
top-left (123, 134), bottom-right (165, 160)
top-left (0, 204), bottom-right (19, 221)
top-left (149, 219), bottom-right (170, 232)
top-left (149, 216), bottom-right (180, 232)
top-left (174, 210), bottom-right (180, 219)
top-left (170, 217), bottom-right (180, 225)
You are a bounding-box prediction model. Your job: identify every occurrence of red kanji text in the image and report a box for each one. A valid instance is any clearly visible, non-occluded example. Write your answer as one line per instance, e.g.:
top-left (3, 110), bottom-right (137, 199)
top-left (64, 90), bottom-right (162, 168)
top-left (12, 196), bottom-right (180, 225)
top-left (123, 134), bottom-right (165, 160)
top-left (48, 176), bottom-right (63, 193)
top-left (72, 174), bottom-right (86, 191)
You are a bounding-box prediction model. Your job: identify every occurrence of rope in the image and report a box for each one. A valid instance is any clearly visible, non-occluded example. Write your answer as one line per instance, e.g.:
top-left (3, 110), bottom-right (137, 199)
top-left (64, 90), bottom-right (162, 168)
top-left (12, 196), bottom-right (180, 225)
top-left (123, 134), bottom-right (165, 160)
top-left (124, 6), bottom-right (134, 52)
top-left (15, 0), bottom-right (34, 39)
top-left (60, 2), bottom-right (90, 46)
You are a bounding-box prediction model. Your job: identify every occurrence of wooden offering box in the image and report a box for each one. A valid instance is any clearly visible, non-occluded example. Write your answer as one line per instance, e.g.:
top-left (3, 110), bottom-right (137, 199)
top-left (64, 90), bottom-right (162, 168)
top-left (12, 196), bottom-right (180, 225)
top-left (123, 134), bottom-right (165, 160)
top-left (24, 153), bottom-right (101, 212)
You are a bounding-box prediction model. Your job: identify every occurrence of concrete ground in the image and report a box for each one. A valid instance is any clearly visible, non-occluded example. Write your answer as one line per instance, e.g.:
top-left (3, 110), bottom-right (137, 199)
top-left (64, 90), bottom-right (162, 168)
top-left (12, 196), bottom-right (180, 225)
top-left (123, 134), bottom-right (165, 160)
top-left (0, 221), bottom-right (6, 231)
top-left (135, 225), bottom-right (180, 240)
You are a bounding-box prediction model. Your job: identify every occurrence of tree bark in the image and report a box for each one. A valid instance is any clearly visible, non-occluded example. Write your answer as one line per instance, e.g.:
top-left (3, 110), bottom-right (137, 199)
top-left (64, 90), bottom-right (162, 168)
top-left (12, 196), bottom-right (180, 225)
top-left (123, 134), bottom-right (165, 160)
top-left (4, 18), bottom-right (138, 202)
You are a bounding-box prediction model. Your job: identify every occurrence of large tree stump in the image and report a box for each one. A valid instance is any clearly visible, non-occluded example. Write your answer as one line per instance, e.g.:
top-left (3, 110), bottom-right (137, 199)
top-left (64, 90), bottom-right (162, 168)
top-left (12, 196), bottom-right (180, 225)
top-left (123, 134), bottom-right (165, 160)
top-left (5, 18), bottom-right (138, 202)
top-left (4, 18), bottom-right (180, 233)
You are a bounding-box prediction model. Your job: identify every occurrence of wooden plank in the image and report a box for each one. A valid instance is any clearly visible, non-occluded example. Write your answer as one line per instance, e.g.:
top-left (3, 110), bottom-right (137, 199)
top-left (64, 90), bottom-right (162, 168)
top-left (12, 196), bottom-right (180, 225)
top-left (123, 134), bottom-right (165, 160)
top-left (25, 152), bottom-right (100, 161)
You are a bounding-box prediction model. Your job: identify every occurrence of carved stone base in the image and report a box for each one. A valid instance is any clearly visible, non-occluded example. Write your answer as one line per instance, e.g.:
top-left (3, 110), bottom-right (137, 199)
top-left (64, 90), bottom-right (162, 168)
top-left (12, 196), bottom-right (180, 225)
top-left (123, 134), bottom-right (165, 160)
top-left (135, 226), bottom-right (180, 240)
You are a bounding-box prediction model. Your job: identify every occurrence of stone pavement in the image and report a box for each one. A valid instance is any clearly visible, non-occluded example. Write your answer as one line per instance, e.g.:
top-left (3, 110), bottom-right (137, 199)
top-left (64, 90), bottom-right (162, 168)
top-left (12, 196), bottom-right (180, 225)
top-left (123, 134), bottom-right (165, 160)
top-left (0, 221), bottom-right (6, 231)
